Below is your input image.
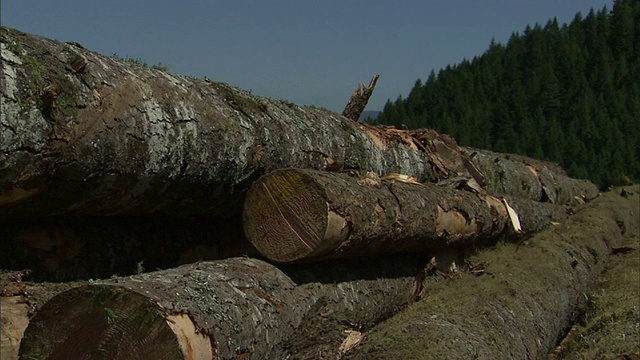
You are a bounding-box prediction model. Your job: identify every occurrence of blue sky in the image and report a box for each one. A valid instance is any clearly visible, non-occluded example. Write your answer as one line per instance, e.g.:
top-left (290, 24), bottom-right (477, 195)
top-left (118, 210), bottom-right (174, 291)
top-left (2, 1), bottom-right (613, 112)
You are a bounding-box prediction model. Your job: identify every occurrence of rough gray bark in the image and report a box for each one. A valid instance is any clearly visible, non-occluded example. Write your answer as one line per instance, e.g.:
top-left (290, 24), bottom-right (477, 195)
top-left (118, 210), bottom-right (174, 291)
top-left (344, 185), bottom-right (640, 359)
top-left (1, 27), bottom-right (434, 218)
top-left (19, 255), bottom-right (419, 359)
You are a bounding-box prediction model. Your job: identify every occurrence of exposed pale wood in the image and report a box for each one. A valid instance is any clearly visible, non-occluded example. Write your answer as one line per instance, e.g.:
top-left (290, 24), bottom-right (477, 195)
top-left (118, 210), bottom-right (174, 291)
top-left (1, 296), bottom-right (29, 360)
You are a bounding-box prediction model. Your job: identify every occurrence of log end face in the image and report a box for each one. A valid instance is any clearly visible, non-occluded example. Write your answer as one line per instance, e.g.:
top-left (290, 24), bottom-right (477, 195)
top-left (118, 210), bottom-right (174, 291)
top-left (243, 169), bottom-right (329, 263)
top-left (19, 285), bottom-right (189, 360)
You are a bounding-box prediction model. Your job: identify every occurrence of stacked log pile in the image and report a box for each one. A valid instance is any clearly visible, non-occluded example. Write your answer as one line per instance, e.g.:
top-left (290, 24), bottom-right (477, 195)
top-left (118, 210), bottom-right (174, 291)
top-left (1, 26), bottom-right (626, 360)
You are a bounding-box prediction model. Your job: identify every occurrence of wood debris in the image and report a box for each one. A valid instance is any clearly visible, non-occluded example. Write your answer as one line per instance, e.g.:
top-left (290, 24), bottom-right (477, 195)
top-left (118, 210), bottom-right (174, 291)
top-left (381, 173), bottom-right (423, 186)
top-left (413, 257), bottom-right (437, 300)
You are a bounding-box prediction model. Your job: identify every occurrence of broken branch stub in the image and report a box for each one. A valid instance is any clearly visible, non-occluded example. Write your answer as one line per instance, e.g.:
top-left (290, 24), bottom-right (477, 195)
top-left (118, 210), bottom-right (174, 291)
top-left (342, 74), bottom-right (379, 121)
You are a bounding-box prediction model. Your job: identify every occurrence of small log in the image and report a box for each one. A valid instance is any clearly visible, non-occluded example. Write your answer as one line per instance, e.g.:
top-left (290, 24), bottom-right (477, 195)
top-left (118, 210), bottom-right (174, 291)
top-left (342, 75), bottom-right (380, 121)
top-left (243, 168), bottom-right (568, 263)
top-left (19, 256), bottom-right (418, 359)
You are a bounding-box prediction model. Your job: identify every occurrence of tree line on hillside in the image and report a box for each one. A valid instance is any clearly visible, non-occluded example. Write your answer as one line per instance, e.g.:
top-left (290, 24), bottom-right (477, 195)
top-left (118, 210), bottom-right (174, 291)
top-left (374, 0), bottom-right (639, 188)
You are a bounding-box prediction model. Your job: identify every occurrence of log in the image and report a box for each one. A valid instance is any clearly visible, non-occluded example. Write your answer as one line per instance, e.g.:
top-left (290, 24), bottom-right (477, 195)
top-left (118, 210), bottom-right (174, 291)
top-left (1, 270), bottom-right (83, 360)
top-left (243, 168), bottom-right (569, 263)
top-left (0, 27), bottom-right (435, 219)
top-left (18, 255), bottom-right (420, 359)
top-left (464, 147), bottom-right (600, 205)
top-left (344, 185), bottom-right (640, 359)
top-left (342, 75), bottom-right (379, 121)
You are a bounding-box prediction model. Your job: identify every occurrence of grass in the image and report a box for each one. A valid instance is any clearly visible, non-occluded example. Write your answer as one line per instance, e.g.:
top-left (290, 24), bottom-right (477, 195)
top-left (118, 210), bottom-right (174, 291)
top-left (110, 53), bottom-right (170, 72)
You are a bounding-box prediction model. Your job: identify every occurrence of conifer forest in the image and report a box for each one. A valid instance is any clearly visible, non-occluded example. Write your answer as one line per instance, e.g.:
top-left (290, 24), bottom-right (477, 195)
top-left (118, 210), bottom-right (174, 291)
top-left (374, 0), bottom-right (639, 189)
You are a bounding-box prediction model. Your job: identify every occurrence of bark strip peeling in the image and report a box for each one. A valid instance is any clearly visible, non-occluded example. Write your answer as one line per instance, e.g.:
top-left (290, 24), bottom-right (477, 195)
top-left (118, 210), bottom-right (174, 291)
top-left (243, 168), bottom-right (569, 263)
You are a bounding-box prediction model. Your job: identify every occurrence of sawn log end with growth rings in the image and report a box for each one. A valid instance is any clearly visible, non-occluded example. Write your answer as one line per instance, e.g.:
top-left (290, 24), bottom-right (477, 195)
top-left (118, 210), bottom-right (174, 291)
top-left (242, 168), bottom-right (351, 263)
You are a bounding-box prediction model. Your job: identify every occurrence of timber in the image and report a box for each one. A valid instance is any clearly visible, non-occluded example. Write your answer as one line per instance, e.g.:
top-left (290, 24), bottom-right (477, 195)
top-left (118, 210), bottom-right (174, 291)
top-left (0, 25), bottom-right (616, 359)
top-left (465, 147), bottom-right (599, 205)
top-left (243, 168), bottom-right (568, 263)
top-left (1, 270), bottom-right (83, 360)
top-left (18, 255), bottom-right (419, 359)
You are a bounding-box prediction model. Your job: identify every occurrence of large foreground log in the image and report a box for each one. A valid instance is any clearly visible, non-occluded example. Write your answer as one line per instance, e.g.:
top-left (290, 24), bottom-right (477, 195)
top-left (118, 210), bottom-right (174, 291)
top-left (243, 168), bottom-right (568, 263)
top-left (344, 185), bottom-right (640, 359)
top-left (1, 27), bottom-right (436, 218)
top-left (1, 270), bottom-right (83, 360)
top-left (19, 255), bottom-right (419, 359)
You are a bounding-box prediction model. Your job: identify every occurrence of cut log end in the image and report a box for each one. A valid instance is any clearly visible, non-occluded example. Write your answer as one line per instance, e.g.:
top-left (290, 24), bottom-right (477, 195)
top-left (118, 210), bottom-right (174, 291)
top-left (243, 168), bottom-right (343, 263)
top-left (19, 285), bottom-right (213, 360)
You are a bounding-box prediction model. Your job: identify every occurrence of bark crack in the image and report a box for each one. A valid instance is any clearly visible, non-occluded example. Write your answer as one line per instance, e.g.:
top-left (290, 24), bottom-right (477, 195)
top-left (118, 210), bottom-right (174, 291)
top-left (385, 182), bottom-right (404, 226)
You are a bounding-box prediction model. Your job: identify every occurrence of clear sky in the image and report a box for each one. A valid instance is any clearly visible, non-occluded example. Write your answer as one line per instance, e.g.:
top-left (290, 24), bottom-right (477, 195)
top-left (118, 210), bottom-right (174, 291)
top-left (2, 0), bottom-right (613, 113)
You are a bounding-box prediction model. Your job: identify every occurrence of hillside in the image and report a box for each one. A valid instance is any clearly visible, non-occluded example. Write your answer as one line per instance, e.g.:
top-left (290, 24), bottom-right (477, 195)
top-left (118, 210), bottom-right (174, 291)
top-left (374, 0), bottom-right (639, 189)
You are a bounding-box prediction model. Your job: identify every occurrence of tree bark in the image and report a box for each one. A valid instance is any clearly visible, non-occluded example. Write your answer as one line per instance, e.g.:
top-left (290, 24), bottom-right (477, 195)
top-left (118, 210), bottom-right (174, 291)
top-left (18, 255), bottom-right (420, 360)
top-left (344, 185), bottom-right (640, 359)
top-left (243, 168), bottom-right (568, 263)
